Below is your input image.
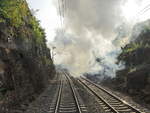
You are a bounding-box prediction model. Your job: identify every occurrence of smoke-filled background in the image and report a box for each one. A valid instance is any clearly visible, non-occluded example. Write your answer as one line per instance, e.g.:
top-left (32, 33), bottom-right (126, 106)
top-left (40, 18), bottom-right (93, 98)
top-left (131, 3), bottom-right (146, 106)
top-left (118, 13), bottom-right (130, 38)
top-left (47, 0), bottom-right (150, 76)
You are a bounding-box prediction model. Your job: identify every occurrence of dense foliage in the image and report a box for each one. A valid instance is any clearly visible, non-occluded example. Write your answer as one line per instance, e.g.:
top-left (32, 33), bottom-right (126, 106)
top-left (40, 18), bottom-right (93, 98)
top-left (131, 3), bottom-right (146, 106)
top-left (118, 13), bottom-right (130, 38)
top-left (118, 20), bottom-right (150, 72)
top-left (0, 0), bottom-right (29, 27)
top-left (114, 20), bottom-right (150, 103)
top-left (0, 0), bottom-right (46, 45)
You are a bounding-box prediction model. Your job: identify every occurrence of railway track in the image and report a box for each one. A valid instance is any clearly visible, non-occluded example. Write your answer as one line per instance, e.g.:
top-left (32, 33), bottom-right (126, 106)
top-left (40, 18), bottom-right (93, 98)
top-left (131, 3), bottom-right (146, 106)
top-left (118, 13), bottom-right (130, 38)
top-left (78, 77), bottom-right (144, 113)
top-left (49, 73), bottom-right (87, 113)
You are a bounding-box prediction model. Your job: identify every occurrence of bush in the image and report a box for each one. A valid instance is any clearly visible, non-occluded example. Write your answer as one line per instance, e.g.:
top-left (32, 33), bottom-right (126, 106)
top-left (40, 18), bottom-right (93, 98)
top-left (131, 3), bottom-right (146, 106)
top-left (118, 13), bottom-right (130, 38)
top-left (0, 0), bottom-right (29, 27)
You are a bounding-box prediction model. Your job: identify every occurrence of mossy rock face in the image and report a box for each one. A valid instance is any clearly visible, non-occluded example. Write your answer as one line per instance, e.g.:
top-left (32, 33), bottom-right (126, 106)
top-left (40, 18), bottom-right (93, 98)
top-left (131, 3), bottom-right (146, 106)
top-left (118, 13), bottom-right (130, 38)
top-left (0, 0), bottom-right (47, 46)
top-left (0, 0), bottom-right (55, 110)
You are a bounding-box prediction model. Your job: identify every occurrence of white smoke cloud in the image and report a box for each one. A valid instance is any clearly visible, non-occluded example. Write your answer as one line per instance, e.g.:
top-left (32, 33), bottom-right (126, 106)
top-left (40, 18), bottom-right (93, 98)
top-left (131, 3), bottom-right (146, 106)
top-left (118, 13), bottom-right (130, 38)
top-left (50, 0), bottom-right (150, 76)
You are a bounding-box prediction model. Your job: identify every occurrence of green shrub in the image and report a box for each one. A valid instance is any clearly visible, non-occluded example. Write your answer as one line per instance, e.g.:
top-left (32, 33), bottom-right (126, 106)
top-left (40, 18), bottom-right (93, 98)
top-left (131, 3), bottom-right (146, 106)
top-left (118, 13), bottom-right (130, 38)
top-left (0, 0), bottom-right (29, 27)
top-left (28, 17), bottom-right (46, 44)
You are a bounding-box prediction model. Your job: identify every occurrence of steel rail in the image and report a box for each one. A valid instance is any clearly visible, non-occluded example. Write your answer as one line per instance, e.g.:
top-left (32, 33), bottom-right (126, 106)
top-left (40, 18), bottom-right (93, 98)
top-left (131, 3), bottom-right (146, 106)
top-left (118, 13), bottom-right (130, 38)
top-left (54, 76), bottom-right (63, 113)
top-left (65, 74), bottom-right (82, 113)
top-left (81, 77), bottom-right (143, 113)
top-left (78, 78), bottom-right (119, 113)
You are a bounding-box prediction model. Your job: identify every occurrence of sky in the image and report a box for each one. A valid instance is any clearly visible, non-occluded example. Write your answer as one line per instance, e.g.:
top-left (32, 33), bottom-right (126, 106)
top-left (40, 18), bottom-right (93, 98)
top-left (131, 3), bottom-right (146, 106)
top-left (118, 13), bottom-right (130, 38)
top-left (27, 0), bottom-right (59, 42)
top-left (26, 0), bottom-right (150, 76)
